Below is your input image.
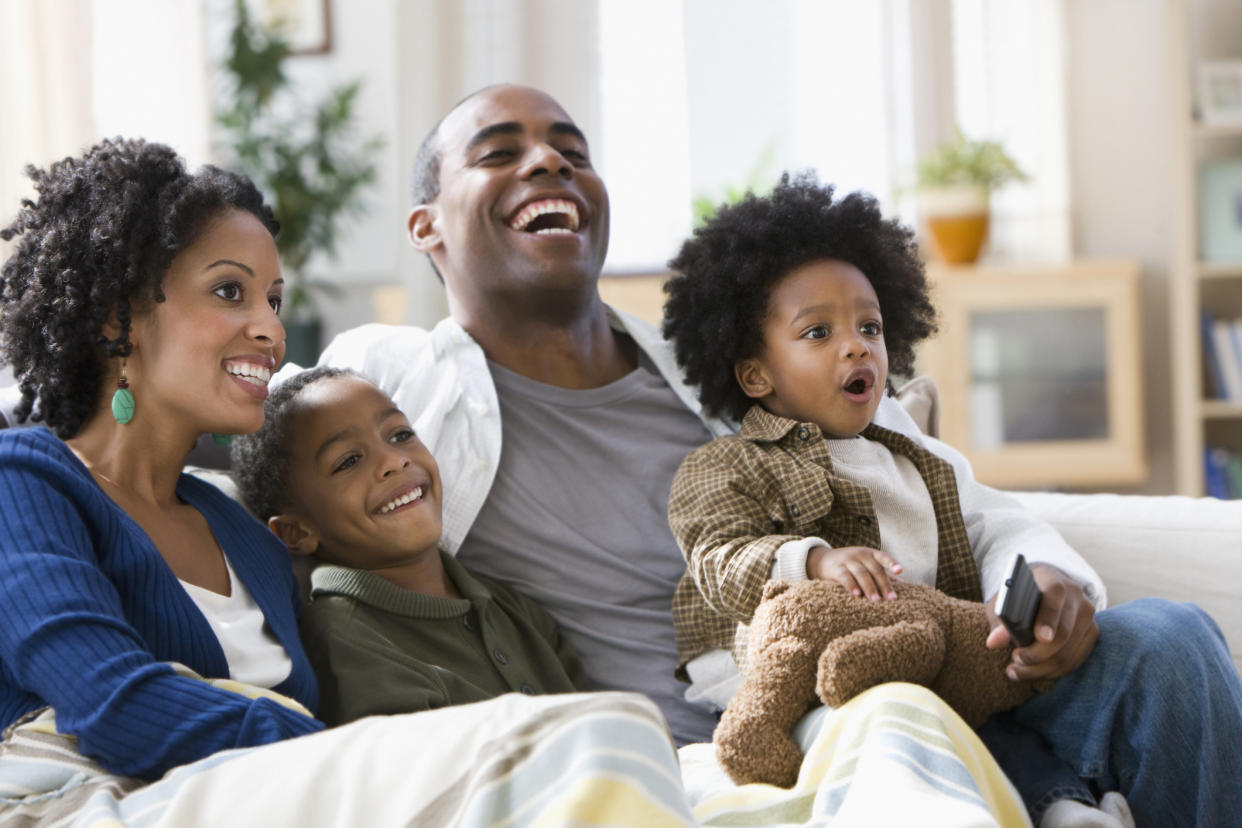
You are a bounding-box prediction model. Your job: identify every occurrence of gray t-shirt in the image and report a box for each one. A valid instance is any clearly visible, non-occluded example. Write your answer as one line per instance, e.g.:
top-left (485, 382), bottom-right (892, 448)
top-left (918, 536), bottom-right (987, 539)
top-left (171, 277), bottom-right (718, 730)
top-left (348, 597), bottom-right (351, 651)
top-left (455, 354), bottom-right (718, 745)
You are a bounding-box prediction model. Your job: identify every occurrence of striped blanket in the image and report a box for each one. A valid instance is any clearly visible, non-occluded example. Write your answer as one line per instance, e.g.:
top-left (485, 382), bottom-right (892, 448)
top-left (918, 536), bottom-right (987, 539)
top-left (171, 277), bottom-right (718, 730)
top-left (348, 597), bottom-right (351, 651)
top-left (0, 682), bottom-right (1026, 827)
top-left (682, 682), bottom-right (1030, 827)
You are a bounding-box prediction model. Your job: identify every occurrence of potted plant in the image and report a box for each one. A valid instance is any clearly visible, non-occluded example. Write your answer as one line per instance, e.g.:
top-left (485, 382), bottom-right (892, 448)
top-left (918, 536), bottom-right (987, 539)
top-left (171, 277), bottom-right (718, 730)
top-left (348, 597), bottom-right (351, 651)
top-left (215, 0), bottom-right (383, 366)
top-left (915, 128), bottom-right (1028, 265)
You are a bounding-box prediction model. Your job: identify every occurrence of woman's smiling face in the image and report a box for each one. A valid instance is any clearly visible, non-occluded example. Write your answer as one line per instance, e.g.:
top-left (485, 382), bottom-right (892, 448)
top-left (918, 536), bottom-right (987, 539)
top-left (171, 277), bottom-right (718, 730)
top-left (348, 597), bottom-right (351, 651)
top-left (125, 209), bottom-right (285, 437)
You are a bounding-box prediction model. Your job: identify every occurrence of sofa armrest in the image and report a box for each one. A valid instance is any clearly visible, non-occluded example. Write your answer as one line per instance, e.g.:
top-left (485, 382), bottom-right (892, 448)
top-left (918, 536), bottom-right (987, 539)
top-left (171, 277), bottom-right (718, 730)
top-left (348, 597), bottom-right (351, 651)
top-left (1010, 491), bottom-right (1242, 675)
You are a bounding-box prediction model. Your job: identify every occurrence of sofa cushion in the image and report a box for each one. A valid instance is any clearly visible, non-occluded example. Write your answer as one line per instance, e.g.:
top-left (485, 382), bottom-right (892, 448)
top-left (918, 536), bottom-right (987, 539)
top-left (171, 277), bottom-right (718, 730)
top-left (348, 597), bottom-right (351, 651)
top-left (1012, 490), bottom-right (1242, 675)
top-left (895, 376), bottom-right (940, 438)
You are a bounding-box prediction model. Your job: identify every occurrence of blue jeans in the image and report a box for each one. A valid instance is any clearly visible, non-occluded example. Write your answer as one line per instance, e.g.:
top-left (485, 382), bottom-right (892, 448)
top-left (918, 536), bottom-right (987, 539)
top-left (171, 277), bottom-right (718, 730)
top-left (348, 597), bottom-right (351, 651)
top-left (978, 711), bottom-right (1093, 823)
top-left (1012, 598), bottom-right (1242, 826)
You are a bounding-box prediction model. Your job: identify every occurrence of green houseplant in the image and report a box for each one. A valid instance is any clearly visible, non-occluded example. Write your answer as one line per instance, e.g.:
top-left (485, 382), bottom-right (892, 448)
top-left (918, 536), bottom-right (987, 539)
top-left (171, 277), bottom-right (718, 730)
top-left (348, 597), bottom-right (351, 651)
top-left (215, 0), bottom-right (383, 365)
top-left (915, 128), bottom-right (1028, 264)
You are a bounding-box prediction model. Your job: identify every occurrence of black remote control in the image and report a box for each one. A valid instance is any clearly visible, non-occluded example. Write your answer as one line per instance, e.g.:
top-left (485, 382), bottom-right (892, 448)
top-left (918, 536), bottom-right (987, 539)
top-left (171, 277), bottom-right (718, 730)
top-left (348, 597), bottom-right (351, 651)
top-left (996, 554), bottom-right (1042, 647)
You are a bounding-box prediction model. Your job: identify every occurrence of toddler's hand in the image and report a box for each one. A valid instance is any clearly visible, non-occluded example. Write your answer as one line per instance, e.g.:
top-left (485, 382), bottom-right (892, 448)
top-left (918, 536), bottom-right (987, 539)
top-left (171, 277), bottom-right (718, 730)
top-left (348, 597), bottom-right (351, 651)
top-left (806, 545), bottom-right (902, 601)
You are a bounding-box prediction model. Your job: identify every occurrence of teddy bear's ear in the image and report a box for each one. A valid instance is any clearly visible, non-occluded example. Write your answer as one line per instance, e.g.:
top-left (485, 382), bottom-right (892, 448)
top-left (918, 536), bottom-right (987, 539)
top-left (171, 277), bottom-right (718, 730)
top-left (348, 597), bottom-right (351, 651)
top-left (763, 580), bottom-right (792, 600)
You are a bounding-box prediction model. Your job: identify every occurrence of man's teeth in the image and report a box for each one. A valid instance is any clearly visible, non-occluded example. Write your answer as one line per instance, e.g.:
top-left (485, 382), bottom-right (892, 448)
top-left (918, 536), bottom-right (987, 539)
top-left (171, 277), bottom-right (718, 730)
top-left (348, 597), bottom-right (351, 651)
top-left (508, 199), bottom-right (580, 232)
top-left (225, 362), bottom-right (272, 386)
top-left (379, 487), bottom-right (423, 514)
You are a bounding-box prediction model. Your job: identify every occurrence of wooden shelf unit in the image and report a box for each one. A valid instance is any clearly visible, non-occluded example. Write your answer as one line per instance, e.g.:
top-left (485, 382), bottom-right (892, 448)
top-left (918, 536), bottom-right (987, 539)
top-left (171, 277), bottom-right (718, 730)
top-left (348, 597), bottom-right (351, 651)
top-left (919, 261), bottom-right (1147, 491)
top-left (1168, 0), bottom-right (1242, 495)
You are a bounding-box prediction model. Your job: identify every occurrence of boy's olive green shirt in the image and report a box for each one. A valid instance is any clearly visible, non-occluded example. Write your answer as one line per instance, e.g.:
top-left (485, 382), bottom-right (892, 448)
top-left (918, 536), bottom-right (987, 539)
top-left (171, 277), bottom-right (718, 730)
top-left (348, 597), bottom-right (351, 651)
top-left (668, 405), bottom-right (983, 676)
top-left (301, 551), bottom-right (585, 726)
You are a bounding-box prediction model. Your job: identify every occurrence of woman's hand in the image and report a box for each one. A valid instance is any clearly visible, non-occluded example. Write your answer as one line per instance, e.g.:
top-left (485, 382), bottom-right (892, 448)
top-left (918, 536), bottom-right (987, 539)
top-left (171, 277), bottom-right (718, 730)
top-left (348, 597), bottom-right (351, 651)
top-left (806, 545), bottom-right (903, 601)
top-left (986, 563), bottom-right (1099, 681)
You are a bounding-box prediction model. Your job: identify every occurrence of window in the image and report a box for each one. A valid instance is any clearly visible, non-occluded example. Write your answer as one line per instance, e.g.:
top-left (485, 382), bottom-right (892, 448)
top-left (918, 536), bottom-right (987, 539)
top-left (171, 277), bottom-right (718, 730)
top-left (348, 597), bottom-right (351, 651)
top-left (595, 0), bottom-right (1069, 272)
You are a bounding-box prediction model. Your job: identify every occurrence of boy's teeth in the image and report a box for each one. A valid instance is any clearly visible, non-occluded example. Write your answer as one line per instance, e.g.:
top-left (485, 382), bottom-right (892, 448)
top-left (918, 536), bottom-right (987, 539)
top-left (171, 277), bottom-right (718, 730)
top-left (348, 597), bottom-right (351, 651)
top-left (379, 487), bottom-right (423, 514)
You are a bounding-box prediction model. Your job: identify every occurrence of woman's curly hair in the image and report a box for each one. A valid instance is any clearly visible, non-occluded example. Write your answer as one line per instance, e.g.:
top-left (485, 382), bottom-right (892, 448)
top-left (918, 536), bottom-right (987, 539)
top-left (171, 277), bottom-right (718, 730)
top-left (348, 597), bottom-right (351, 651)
top-left (0, 137), bottom-right (278, 438)
top-left (231, 366), bottom-right (358, 522)
top-left (662, 171), bottom-right (937, 422)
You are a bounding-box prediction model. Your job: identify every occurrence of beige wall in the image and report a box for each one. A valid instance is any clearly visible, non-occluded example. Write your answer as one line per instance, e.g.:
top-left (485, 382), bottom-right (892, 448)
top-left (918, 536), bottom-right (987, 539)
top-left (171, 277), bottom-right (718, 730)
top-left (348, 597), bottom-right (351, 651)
top-left (1064, 1), bottom-right (1175, 494)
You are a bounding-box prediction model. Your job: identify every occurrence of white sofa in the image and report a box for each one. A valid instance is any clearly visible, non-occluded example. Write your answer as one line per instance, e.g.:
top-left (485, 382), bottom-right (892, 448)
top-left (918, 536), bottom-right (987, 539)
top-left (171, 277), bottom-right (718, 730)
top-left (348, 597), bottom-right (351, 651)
top-left (893, 375), bottom-right (1242, 675)
top-left (1012, 490), bottom-right (1242, 675)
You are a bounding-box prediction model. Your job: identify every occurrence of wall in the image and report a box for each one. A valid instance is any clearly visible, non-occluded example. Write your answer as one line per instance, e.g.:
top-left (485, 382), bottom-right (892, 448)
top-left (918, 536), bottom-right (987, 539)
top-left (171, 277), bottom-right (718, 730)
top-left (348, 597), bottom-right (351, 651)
top-left (1064, 0), bottom-right (1174, 494)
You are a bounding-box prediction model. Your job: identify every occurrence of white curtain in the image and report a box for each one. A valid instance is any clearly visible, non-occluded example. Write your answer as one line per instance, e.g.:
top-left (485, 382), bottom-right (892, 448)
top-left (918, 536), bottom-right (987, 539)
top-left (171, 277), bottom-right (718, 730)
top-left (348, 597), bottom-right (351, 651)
top-left (0, 0), bottom-right (94, 390)
top-left (0, 1), bottom-right (95, 234)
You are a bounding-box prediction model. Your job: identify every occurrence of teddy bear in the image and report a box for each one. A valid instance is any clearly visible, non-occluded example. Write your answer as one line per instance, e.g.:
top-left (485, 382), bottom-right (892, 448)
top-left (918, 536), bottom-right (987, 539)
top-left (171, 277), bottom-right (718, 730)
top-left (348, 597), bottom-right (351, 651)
top-left (714, 579), bottom-right (1044, 788)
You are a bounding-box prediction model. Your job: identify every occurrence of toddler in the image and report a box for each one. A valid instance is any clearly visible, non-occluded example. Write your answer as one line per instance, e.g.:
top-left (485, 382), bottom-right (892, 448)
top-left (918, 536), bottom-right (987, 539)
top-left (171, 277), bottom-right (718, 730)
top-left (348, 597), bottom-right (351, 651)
top-left (661, 173), bottom-right (1132, 828)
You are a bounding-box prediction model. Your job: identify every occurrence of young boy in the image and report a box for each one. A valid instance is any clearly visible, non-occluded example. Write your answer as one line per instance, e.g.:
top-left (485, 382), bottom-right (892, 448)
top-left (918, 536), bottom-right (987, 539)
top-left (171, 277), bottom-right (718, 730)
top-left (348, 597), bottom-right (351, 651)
top-left (660, 173), bottom-right (1132, 828)
top-left (231, 367), bottom-right (584, 726)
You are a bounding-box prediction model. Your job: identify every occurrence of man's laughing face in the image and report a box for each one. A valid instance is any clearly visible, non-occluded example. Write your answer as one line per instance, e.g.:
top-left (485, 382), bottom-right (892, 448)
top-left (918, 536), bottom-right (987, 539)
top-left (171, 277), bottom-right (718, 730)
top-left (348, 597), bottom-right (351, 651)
top-left (409, 85), bottom-right (611, 309)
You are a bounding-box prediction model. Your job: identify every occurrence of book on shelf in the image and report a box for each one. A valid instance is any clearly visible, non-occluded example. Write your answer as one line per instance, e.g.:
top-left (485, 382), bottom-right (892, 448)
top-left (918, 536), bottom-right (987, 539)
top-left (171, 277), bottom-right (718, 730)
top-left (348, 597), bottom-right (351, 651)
top-left (1227, 452), bottom-right (1242, 501)
top-left (1202, 310), bottom-right (1228, 399)
top-left (1210, 318), bottom-right (1242, 400)
top-left (1233, 320), bottom-right (1242, 398)
top-left (1204, 446), bottom-right (1233, 500)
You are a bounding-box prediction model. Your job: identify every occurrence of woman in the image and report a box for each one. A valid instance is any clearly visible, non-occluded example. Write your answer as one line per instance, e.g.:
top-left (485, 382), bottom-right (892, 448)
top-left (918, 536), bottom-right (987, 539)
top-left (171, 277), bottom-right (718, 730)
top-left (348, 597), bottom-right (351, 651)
top-left (0, 138), bottom-right (321, 780)
top-left (0, 139), bottom-right (694, 826)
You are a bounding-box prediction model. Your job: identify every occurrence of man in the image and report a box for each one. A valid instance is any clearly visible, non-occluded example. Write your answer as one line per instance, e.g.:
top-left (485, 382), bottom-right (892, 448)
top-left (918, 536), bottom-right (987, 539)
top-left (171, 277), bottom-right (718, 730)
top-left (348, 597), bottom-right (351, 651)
top-left (320, 84), bottom-right (731, 744)
top-left (317, 84), bottom-right (1242, 824)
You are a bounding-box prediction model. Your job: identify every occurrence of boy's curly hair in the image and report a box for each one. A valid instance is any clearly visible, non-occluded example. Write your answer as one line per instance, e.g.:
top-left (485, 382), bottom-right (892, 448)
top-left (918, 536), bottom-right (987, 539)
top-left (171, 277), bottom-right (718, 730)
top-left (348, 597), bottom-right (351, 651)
top-left (231, 366), bottom-right (358, 521)
top-left (662, 171), bottom-right (937, 422)
top-left (0, 137), bottom-right (278, 438)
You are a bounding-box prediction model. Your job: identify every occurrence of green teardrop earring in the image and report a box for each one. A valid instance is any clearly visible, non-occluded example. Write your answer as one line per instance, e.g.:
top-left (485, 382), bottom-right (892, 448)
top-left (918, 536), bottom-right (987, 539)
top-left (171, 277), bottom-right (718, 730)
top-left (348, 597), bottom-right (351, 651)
top-left (111, 361), bottom-right (135, 425)
top-left (212, 433), bottom-right (233, 447)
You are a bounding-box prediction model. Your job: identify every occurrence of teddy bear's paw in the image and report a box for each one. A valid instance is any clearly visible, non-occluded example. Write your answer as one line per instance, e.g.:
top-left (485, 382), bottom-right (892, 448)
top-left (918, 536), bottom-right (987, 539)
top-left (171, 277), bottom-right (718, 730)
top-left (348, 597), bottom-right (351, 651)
top-left (816, 619), bottom-right (945, 707)
top-left (715, 726), bottom-right (804, 788)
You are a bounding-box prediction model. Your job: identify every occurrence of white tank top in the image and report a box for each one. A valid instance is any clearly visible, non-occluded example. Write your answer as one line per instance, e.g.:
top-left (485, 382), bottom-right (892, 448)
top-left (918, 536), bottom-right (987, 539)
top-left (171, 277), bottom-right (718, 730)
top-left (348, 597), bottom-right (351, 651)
top-left (180, 555), bottom-right (292, 688)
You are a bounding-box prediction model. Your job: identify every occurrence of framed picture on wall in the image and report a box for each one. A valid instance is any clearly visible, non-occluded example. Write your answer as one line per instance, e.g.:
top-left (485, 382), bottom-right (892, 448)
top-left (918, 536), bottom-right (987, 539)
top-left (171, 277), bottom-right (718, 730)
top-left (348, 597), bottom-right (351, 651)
top-left (248, 0), bottom-right (332, 55)
top-left (1198, 61), bottom-right (1242, 125)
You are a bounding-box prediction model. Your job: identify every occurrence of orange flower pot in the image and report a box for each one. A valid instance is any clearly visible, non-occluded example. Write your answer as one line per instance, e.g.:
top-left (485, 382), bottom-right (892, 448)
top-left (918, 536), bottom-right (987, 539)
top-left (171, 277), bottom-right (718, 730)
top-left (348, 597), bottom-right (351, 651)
top-left (918, 186), bottom-right (991, 265)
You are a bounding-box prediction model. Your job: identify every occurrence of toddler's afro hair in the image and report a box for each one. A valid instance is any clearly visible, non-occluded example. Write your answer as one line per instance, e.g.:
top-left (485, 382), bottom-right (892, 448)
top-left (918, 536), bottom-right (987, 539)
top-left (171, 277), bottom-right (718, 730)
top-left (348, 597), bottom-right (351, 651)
top-left (662, 171), bottom-right (936, 422)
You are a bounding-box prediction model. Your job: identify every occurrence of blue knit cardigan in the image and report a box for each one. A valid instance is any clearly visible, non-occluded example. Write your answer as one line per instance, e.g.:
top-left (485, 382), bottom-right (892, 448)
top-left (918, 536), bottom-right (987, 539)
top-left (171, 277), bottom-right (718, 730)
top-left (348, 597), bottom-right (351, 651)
top-left (0, 427), bottom-right (323, 778)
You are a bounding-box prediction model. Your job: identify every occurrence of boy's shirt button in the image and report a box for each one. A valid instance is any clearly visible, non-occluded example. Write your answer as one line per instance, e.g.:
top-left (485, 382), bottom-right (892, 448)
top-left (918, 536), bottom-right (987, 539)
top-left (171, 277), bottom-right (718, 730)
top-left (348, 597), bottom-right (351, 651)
top-left (857, 515), bottom-right (872, 526)
top-left (520, 685), bottom-right (535, 695)
top-left (797, 427), bottom-right (810, 441)
top-left (493, 649), bottom-right (508, 665)
top-left (463, 613), bottom-right (475, 631)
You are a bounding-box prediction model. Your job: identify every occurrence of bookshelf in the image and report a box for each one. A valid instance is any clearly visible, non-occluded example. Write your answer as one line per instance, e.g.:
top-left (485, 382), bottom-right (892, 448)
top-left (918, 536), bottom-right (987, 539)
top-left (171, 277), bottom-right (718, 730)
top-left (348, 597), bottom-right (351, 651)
top-left (1168, 0), bottom-right (1242, 496)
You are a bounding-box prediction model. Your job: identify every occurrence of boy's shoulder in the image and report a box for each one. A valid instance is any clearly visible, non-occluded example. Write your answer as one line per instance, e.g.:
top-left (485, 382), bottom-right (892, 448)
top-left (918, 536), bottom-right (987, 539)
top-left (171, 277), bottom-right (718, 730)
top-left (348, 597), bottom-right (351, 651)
top-left (453, 563), bottom-right (550, 624)
top-left (300, 588), bottom-right (364, 630)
